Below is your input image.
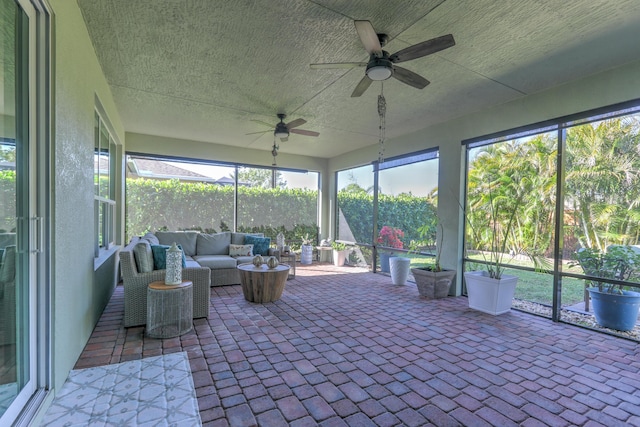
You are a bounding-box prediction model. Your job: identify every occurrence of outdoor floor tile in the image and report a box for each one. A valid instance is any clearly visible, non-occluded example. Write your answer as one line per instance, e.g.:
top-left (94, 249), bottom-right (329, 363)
top-left (76, 262), bottom-right (640, 426)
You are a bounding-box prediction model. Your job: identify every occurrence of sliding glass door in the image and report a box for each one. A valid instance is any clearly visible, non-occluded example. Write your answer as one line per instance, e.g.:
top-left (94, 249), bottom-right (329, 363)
top-left (0, 0), bottom-right (40, 423)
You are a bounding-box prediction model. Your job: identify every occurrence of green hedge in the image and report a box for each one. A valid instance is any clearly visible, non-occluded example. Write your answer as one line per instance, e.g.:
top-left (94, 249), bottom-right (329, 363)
top-left (338, 191), bottom-right (437, 246)
top-left (126, 178), bottom-right (319, 247)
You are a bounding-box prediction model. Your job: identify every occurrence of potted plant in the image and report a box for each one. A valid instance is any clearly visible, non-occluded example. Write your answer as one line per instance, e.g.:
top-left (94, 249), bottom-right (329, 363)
top-left (410, 220), bottom-right (456, 299)
top-left (331, 241), bottom-right (351, 267)
top-left (462, 182), bottom-right (546, 315)
top-left (377, 226), bottom-right (404, 273)
top-left (573, 246), bottom-right (640, 331)
top-left (300, 234), bottom-right (313, 265)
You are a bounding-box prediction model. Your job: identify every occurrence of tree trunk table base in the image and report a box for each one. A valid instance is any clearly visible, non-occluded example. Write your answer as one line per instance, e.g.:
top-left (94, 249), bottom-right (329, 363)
top-left (238, 263), bottom-right (290, 303)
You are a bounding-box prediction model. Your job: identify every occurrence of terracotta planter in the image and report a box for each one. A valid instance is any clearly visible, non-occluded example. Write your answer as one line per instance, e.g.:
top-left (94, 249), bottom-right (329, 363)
top-left (464, 271), bottom-right (518, 315)
top-left (411, 268), bottom-right (455, 299)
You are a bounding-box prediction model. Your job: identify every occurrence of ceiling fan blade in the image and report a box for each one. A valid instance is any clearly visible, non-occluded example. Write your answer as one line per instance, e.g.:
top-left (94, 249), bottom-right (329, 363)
top-left (389, 34), bottom-right (455, 63)
top-left (310, 62), bottom-right (366, 69)
top-left (286, 118), bottom-right (307, 129)
top-left (354, 20), bottom-right (382, 56)
top-left (291, 128), bottom-right (320, 137)
top-left (250, 119), bottom-right (276, 128)
top-left (245, 130), bottom-right (271, 136)
top-left (392, 66), bottom-right (430, 89)
top-left (351, 75), bottom-right (373, 97)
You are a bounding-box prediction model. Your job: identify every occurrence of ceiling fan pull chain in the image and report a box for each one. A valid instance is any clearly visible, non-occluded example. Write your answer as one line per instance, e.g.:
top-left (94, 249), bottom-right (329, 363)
top-left (378, 84), bottom-right (387, 163)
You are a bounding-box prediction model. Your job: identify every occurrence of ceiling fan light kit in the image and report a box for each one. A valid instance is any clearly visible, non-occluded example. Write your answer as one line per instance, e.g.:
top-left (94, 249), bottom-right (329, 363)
top-left (366, 58), bottom-right (393, 81)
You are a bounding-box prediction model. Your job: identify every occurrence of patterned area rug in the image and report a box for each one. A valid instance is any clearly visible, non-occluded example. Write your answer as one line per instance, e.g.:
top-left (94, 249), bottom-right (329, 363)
top-left (42, 352), bottom-right (201, 427)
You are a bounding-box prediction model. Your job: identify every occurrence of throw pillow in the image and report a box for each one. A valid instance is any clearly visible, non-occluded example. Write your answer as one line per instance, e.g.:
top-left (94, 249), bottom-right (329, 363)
top-left (229, 244), bottom-right (253, 257)
top-left (133, 241), bottom-right (154, 273)
top-left (243, 235), bottom-right (271, 256)
top-left (151, 244), bottom-right (187, 270)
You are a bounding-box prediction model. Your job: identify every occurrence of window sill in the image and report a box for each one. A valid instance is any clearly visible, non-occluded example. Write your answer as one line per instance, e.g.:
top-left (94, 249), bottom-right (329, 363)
top-left (94, 245), bottom-right (121, 271)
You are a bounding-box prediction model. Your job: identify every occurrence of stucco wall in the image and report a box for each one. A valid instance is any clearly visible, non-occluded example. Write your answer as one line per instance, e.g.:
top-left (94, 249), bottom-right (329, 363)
top-left (50, 0), bottom-right (124, 391)
top-left (328, 59), bottom-right (640, 293)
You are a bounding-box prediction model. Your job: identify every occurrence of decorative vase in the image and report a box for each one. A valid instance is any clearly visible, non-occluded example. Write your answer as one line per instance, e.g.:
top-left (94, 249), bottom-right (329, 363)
top-left (379, 253), bottom-right (391, 273)
top-left (276, 232), bottom-right (285, 251)
top-left (165, 242), bottom-right (183, 285)
top-left (587, 287), bottom-right (640, 331)
top-left (283, 245), bottom-right (291, 254)
top-left (252, 255), bottom-right (264, 267)
top-left (411, 268), bottom-right (455, 299)
top-left (301, 244), bottom-right (313, 265)
top-left (464, 271), bottom-right (518, 315)
top-left (267, 256), bottom-right (279, 269)
top-left (389, 257), bottom-right (410, 285)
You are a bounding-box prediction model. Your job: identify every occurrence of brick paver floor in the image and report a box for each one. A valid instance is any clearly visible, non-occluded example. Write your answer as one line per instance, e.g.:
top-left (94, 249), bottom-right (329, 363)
top-left (77, 263), bottom-right (640, 426)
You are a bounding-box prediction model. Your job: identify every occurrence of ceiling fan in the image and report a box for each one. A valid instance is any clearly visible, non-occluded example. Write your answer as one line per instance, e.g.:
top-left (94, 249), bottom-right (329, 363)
top-left (311, 20), bottom-right (455, 97)
top-left (246, 113), bottom-right (320, 142)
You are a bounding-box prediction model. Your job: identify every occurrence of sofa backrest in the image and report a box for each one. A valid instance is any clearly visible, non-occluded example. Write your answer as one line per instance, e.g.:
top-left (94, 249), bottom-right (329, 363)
top-left (197, 232), bottom-right (231, 255)
top-left (156, 231), bottom-right (198, 256)
top-left (231, 232), bottom-right (263, 245)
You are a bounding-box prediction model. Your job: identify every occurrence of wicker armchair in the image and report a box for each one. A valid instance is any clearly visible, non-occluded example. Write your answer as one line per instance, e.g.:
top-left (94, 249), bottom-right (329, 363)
top-left (119, 248), bottom-right (211, 327)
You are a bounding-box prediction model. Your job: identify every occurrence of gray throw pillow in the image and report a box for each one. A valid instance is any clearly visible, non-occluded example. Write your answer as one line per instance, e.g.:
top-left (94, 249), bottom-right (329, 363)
top-left (133, 241), bottom-right (154, 273)
top-left (141, 232), bottom-right (159, 245)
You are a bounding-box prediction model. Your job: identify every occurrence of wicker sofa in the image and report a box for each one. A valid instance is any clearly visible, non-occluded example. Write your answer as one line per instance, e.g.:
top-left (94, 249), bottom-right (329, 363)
top-left (119, 230), bottom-right (279, 327)
top-left (120, 235), bottom-right (211, 327)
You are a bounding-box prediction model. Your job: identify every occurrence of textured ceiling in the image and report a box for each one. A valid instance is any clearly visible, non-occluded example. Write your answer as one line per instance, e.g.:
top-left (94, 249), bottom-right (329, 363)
top-left (77, 0), bottom-right (640, 159)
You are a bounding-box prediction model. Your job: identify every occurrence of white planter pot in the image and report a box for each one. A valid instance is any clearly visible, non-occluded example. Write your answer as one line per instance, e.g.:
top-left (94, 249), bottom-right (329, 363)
top-left (332, 249), bottom-right (349, 266)
top-left (389, 257), bottom-right (411, 285)
top-left (300, 245), bottom-right (313, 265)
top-left (464, 271), bottom-right (518, 315)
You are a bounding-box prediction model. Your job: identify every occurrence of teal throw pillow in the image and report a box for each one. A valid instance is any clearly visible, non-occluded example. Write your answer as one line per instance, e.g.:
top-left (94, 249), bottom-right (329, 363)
top-left (151, 244), bottom-right (187, 270)
top-left (243, 235), bottom-right (271, 256)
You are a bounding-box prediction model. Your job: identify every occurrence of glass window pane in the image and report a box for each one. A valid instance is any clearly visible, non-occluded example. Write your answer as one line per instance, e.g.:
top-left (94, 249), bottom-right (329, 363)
top-left (561, 115), bottom-right (640, 313)
top-left (277, 170), bottom-right (319, 250)
top-left (336, 165), bottom-right (374, 244)
top-left (125, 156), bottom-right (235, 238)
top-left (465, 132), bottom-right (558, 309)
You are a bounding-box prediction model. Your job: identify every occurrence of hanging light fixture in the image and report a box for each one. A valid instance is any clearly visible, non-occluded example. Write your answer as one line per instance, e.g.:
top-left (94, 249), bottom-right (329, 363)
top-left (378, 83), bottom-right (386, 163)
top-left (271, 141), bottom-right (279, 166)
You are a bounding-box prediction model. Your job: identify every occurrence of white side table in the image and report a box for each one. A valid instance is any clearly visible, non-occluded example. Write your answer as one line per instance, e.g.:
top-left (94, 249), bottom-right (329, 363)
top-left (147, 280), bottom-right (193, 338)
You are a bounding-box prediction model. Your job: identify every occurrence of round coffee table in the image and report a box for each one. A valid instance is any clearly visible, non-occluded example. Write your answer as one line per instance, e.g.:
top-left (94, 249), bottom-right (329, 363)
top-left (237, 263), bottom-right (290, 302)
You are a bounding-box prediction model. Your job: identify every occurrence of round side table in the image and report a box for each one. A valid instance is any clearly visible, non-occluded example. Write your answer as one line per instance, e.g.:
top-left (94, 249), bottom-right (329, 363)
top-left (147, 280), bottom-right (193, 338)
